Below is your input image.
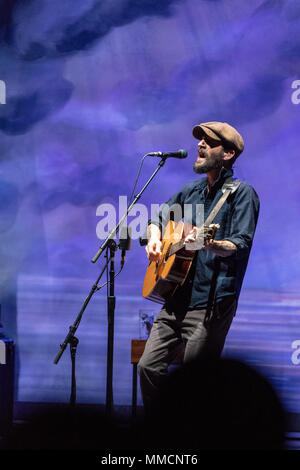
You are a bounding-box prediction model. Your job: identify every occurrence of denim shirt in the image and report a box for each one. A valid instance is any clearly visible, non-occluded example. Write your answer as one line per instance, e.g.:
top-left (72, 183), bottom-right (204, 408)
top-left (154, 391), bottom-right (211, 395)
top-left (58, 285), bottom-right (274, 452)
top-left (149, 168), bottom-right (260, 310)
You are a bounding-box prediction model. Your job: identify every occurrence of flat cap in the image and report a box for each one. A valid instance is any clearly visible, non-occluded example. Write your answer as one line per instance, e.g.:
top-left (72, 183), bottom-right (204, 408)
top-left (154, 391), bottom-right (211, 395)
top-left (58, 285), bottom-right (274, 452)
top-left (192, 121), bottom-right (244, 157)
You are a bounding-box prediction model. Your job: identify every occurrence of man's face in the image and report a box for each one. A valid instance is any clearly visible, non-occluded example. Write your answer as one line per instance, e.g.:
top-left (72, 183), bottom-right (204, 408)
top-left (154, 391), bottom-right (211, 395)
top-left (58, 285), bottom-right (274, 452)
top-left (193, 134), bottom-right (225, 174)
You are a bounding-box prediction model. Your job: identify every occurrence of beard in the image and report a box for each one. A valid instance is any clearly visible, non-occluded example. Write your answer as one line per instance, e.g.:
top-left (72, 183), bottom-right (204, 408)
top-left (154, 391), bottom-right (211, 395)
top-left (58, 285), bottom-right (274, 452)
top-left (193, 149), bottom-right (224, 174)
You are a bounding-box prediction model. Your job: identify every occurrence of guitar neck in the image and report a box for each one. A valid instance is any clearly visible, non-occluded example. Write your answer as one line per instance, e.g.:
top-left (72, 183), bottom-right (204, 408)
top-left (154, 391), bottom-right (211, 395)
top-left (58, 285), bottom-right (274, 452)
top-left (169, 239), bottom-right (186, 256)
top-left (168, 223), bottom-right (219, 256)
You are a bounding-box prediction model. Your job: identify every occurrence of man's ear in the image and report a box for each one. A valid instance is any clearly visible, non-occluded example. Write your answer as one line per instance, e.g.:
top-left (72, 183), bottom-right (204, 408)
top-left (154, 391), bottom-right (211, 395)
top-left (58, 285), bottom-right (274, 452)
top-left (223, 149), bottom-right (235, 161)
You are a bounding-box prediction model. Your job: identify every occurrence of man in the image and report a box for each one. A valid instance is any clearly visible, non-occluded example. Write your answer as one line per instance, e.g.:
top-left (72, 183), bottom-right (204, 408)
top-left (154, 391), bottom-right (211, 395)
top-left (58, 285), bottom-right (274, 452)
top-left (138, 121), bottom-right (260, 411)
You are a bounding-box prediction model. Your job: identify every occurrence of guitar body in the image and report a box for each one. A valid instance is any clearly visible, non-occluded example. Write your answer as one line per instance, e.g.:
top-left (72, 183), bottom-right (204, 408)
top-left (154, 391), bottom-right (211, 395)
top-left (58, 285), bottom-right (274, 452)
top-left (142, 221), bottom-right (196, 304)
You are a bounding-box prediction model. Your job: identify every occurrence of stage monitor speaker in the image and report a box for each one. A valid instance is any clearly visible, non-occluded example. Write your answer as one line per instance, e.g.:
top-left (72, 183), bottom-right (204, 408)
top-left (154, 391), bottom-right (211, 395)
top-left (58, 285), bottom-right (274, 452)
top-left (0, 338), bottom-right (15, 436)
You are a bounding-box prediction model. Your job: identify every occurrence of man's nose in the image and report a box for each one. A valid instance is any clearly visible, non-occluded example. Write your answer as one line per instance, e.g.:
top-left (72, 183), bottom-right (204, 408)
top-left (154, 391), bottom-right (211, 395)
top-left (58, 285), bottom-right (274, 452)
top-left (198, 139), bottom-right (206, 148)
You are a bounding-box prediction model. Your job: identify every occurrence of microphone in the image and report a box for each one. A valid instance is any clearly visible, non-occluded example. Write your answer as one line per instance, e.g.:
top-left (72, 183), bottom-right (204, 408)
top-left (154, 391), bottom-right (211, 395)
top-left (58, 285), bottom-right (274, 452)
top-left (119, 226), bottom-right (132, 267)
top-left (147, 149), bottom-right (188, 159)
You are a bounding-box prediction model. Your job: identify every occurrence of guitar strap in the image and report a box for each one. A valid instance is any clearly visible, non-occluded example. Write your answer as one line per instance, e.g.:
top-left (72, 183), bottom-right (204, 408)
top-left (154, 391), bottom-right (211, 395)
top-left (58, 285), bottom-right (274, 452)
top-left (204, 177), bottom-right (241, 226)
top-left (203, 176), bottom-right (241, 323)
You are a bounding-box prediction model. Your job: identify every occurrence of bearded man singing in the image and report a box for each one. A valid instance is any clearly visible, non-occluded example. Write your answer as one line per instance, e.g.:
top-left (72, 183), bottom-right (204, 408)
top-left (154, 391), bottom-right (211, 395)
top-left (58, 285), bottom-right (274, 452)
top-left (138, 121), bottom-right (260, 412)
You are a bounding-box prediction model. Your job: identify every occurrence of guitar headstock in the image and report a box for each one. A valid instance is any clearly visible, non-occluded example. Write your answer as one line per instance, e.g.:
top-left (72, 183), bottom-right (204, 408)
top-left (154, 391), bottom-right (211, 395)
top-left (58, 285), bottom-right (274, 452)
top-left (183, 223), bottom-right (220, 251)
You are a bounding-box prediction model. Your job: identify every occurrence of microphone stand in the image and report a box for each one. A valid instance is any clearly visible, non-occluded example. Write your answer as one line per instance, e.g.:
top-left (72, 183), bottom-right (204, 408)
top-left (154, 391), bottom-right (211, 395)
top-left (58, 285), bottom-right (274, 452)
top-left (53, 246), bottom-right (115, 402)
top-left (54, 155), bottom-right (167, 418)
top-left (70, 335), bottom-right (79, 407)
top-left (105, 241), bottom-right (116, 418)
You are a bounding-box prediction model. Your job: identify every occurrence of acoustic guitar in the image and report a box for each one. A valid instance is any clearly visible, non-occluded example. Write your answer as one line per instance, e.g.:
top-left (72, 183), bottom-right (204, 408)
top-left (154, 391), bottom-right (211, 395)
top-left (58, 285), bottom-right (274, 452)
top-left (142, 221), bottom-right (219, 304)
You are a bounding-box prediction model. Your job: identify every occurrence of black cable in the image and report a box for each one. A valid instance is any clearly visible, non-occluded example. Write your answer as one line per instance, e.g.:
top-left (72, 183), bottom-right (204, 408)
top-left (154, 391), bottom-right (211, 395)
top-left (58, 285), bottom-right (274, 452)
top-left (98, 152), bottom-right (148, 289)
top-left (97, 263), bottom-right (124, 291)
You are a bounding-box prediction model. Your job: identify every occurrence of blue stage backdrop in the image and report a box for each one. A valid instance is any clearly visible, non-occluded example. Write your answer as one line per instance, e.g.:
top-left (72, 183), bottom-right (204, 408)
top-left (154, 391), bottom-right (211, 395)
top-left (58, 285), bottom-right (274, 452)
top-left (0, 0), bottom-right (300, 414)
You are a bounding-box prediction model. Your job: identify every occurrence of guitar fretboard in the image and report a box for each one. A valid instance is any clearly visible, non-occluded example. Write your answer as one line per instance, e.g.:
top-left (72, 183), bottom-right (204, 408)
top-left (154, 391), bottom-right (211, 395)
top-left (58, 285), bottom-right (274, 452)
top-left (168, 225), bottom-right (214, 257)
top-left (169, 239), bottom-right (185, 256)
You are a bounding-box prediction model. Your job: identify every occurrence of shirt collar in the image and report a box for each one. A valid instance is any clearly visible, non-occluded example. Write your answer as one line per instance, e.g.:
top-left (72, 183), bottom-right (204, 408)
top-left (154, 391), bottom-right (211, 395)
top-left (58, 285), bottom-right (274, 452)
top-left (194, 167), bottom-right (234, 190)
top-left (210, 167), bottom-right (233, 189)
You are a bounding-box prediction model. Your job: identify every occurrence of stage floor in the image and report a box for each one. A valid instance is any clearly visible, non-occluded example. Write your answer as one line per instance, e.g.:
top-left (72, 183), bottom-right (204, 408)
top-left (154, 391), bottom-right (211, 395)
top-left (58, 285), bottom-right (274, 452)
top-left (0, 401), bottom-right (299, 451)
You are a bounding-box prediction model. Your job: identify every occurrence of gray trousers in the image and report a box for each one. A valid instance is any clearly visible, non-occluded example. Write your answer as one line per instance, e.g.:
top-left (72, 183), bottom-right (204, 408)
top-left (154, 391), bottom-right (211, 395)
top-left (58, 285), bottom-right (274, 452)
top-left (137, 296), bottom-right (237, 410)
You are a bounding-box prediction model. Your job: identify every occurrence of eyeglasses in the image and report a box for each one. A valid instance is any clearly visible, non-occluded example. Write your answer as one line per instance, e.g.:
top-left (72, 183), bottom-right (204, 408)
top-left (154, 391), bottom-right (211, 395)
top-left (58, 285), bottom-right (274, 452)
top-left (198, 135), bottom-right (222, 148)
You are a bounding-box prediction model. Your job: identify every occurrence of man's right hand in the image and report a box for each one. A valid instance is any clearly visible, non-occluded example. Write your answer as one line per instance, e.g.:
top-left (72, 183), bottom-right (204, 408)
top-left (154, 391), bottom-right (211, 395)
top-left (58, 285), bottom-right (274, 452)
top-left (146, 224), bottom-right (162, 261)
top-left (146, 238), bottom-right (162, 262)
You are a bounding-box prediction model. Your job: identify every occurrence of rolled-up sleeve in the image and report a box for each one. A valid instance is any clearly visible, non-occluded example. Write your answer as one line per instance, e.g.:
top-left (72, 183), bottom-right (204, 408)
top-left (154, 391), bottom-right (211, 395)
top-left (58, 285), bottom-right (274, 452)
top-left (223, 183), bottom-right (260, 260)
